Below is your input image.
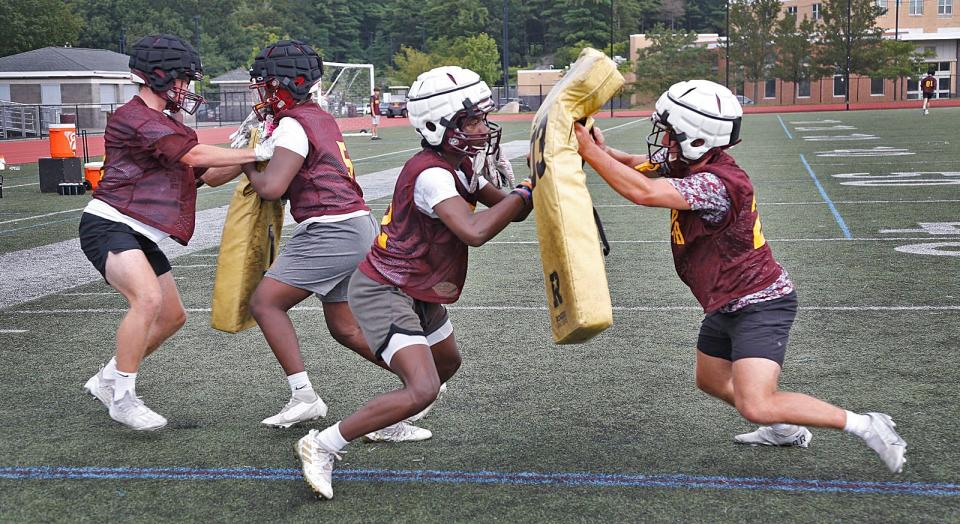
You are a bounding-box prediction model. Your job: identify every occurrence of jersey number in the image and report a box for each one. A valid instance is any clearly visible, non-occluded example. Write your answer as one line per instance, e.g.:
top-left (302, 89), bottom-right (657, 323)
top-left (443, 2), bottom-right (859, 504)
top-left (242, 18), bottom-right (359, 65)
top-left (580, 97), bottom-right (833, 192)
top-left (336, 141), bottom-right (355, 179)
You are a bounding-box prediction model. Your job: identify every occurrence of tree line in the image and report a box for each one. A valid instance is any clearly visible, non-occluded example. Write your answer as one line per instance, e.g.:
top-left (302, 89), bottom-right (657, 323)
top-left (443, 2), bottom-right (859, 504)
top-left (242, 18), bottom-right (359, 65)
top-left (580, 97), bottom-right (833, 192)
top-left (634, 0), bottom-right (930, 102)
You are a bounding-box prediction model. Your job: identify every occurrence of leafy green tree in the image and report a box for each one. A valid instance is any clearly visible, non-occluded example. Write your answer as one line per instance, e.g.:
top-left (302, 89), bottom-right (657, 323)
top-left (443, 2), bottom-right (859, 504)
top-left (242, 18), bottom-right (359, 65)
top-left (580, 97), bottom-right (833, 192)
top-left (388, 46), bottom-right (440, 85)
top-left (772, 13), bottom-right (831, 102)
top-left (815, 0), bottom-right (886, 77)
top-left (0, 0), bottom-right (82, 56)
top-left (728, 0), bottom-right (781, 102)
top-left (630, 25), bottom-right (716, 98)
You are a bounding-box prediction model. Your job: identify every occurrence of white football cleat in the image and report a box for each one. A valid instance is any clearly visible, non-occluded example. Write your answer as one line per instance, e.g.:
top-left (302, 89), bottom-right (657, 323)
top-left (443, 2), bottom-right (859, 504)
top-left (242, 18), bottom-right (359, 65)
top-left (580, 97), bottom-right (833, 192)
top-left (262, 395), bottom-right (329, 428)
top-left (83, 368), bottom-right (114, 408)
top-left (406, 382), bottom-right (446, 423)
top-left (860, 412), bottom-right (907, 473)
top-left (365, 421), bottom-right (432, 443)
top-left (108, 391), bottom-right (167, 431)
top-left (296, 430), bottom-right (340, 499)
top-left (734, 425), bottom-right (812, 448)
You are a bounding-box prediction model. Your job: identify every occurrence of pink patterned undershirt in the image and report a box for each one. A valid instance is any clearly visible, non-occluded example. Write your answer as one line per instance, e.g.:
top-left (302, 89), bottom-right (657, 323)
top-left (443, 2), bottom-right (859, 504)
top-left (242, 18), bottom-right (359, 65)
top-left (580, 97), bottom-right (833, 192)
top-left (667, 172), bottom-right (795, 312)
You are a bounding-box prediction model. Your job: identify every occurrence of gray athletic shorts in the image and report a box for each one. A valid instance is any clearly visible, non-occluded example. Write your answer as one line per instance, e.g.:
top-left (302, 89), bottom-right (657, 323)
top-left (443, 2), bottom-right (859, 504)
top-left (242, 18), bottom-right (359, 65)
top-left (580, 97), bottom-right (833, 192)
top-left (265, 214), bottom-right (378, 302)
top-left (348, 269), bottom-right (453, 366)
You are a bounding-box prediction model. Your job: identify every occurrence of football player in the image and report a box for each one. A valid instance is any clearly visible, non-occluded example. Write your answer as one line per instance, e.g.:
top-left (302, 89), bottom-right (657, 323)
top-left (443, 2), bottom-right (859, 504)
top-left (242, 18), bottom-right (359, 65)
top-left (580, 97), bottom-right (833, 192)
top-left (238, 40), bottom-right (441, 434)
top-left (80, 34), bottom-right (274, 430)
top-left (921, 68), bottom-right (937, 115)
top-left (295, 66), bottom-right (534, 499)
top-left (575, 80), bottom-right (907, 474)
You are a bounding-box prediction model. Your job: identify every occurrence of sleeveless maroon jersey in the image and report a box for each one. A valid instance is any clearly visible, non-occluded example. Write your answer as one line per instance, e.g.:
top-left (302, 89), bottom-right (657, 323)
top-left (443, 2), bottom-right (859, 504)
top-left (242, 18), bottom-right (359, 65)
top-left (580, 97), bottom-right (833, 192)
top-left (279, 104), bottom-right (368, 222)
top-left (94, 96), bottom-right (201, 245)
top-left (670, 151), bottom-right (782, 313)
top-left (921, 76), bottom-right (936, 93)
top-left (359, 149), bottom-right (479, 304)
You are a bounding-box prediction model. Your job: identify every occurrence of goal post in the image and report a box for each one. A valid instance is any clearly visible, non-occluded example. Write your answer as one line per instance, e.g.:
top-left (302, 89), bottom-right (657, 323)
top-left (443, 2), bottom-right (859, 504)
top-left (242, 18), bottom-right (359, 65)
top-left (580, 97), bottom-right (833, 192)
top-left (313, 61), bottom-right (375, 119)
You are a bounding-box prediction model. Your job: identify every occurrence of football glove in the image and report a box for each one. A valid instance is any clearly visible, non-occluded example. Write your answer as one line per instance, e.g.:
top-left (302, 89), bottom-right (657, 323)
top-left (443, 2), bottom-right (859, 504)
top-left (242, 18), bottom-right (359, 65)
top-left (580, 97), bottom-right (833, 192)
top-left (253, 134), bottom-right (276, 162)
top-left (229, 111), bottom-right (260, 149)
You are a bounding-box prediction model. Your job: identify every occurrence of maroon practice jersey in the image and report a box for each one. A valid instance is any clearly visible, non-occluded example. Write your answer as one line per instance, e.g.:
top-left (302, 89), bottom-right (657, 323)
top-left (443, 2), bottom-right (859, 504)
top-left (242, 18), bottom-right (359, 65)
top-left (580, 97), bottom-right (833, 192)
top-left (94, 96), bottom-right (201, 245)
top-left (279, 103), bottom-right (369, 222)
top-left (921, 75), bottom-right (936, 93)
top-left (370, 94), bottom-right (381, 116)
top-left (359, 149), bottom-right (479, 303)
top-left (670, 151), bottom-right (782, 313)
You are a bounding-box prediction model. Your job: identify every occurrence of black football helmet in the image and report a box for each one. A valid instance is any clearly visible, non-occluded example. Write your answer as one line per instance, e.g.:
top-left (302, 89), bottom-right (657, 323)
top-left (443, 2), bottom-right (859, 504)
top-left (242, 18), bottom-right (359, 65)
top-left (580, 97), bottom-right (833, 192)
top-left (129, 34), bottom-right (205, 115)
top-left (249, 40), bottom-right (324, 120)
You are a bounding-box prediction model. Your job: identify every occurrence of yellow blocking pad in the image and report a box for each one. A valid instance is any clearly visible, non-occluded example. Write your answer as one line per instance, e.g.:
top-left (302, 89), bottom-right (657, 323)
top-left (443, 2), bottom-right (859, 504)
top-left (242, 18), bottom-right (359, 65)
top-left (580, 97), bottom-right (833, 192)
top-left (529, 48), bottom-right (624, 344)
top-left (211, 129), bottom-right (285, 333)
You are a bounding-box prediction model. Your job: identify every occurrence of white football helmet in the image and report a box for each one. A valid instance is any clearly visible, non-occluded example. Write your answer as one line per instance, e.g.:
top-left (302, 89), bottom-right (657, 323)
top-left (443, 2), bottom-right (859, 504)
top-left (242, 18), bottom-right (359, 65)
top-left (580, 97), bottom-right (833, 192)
top-left (647, 80), bottom-right (742, 163)
top-left (407, 66), bottom-right (501, 157)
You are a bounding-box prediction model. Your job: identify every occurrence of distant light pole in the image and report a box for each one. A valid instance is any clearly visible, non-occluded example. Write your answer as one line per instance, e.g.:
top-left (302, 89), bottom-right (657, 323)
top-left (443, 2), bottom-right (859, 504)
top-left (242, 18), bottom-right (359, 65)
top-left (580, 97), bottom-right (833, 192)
top-left (845, 0), bottom-right (851, 110)
top-left (610, 0), bottom-right (615, 117)
top-left (502, 0), bottom-right (510, 104)
top-left (894, 0), bottom-right (900, 100)
top-left (725, 0), bottom-right (730, 89)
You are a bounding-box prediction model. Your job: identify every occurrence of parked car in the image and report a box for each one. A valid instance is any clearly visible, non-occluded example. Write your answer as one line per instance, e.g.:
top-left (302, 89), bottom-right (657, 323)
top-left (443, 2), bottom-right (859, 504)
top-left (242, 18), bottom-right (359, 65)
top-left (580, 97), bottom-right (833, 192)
top-left (735, 95), bottom-right (755, 105)
top-left (381, 85), bottom-right (409, 118)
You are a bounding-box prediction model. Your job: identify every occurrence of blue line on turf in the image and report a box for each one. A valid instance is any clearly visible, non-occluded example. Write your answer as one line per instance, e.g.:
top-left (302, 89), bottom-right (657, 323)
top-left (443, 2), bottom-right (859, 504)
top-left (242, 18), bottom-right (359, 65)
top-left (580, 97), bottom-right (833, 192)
top-left (2, 466), bottom-right (958, 497)
top-left (777, 115), bottom-right (793, 139)
top-left (799, 154), bottom-right (852, 240)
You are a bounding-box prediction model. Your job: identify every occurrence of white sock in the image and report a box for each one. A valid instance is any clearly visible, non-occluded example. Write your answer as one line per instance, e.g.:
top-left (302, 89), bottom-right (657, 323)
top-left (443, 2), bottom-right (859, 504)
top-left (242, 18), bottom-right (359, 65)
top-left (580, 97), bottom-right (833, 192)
top-left (102, 357), bottom-right (118, 378)
top-left (315, 422), bottom-right (350, 453)
top-left (843, 410), bottom-right (872, 438)
top-left (287, 372), bottom-right (317, 401)
top-left (111, 369), bottom-right (137, 401)
top-left (771, 423), bottom-right (801, 436)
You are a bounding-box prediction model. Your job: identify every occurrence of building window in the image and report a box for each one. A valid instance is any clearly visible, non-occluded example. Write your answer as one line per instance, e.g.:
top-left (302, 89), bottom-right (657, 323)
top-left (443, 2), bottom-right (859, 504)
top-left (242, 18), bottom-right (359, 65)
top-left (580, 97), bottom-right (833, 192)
top-left (787, 5), bottom-right (798, 14)
top-left (813, 3), bottom-right (822, 19)
top-left (100, 84), bottom-right (117, 112)
top-left (876, 0), bottom-right (887, 8)
top-left (40, 84), bottom-right (61, 106)
top-left (122, 84), bottom-right (138, 103)
top-left (764, 79), bottom-right (776, 98)
top-left (0, 84), bottom-right (9, 102)
top-left (910, 0), bottom-right (923, 14)
top-left (798, 79), bottom-right (811, 97)
top-left (870, 77), bottom-right (885, 95)
top-left (938, 0), bottom-right (952, 14)
top-left (833, 74), bottom-right (846, 97)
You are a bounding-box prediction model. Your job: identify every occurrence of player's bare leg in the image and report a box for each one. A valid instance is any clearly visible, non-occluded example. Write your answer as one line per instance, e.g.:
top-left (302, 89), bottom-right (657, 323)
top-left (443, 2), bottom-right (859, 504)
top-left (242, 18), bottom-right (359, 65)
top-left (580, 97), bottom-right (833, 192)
top-left (83, 249), bottom-right (169, 430)
top-left (250, 277), bottom-right (328, 427)
top-left (730, 357), bottom-right (906, 472)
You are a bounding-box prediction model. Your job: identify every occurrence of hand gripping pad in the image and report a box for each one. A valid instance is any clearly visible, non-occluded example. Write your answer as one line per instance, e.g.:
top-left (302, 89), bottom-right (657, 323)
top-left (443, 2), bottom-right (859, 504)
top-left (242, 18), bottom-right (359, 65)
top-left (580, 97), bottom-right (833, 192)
top-left (211, 128), bottom-right (286, 333)
top-left (529, 48), bottom-right (623, 344)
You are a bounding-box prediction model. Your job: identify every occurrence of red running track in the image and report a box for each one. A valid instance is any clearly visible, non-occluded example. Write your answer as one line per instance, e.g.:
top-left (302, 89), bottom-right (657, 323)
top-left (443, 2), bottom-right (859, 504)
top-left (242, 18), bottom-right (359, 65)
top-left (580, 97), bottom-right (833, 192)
top-left (2, 100), bottom-right (958, 165)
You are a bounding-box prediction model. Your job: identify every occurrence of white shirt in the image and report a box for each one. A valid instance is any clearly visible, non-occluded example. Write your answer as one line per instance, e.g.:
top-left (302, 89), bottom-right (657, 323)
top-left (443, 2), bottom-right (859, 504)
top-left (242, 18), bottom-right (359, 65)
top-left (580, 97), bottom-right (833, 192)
top-left (83, 198), bottom-right (168, 243)
top-left (413, 167), bottom-right (488, 218)
top-left (271, 117), bottom-right (310, 158)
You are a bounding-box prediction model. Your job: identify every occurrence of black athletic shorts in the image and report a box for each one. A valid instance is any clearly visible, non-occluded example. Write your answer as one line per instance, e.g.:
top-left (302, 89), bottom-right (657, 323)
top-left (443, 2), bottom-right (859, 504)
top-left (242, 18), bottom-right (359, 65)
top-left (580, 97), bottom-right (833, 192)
top-left (79, 212), bottom-right (172, 284)
top-left (923, 92), bottom-right (934, 100)
top-left (696, 292), bottom-right (798, 366)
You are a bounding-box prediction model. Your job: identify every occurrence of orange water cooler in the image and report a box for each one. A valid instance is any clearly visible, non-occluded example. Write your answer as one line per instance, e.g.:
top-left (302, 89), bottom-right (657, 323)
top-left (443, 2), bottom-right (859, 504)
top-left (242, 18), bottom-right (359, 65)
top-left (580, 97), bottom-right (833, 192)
top-left (48, 124), bottom-right (78, 158)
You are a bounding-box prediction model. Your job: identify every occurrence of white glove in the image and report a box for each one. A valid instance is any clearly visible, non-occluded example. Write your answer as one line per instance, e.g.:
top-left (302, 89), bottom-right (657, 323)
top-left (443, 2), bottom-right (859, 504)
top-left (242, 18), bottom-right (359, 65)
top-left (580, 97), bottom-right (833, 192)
top-left (495, 155), bottom-right (515, 187)
top-left (229, 111), bottom-right (260, 149)
top-left (253, 134), bottom-right (276, 162)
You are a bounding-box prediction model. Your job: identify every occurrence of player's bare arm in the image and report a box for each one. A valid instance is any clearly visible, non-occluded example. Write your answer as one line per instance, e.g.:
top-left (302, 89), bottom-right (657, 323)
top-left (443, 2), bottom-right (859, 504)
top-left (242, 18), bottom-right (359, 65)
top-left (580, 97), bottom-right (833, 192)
top-left (433, 190), bottom-right (528, 247)
top-left (242, 146), bottom-right (304, 200)
top-left (575, 122), bottom-right (689, 210)
top-left (199, 165), bottom-right (243, 187)
top-left (589, 125), bottom-right (647, 167)
top-left (181, 143), bottom-right (261, 167)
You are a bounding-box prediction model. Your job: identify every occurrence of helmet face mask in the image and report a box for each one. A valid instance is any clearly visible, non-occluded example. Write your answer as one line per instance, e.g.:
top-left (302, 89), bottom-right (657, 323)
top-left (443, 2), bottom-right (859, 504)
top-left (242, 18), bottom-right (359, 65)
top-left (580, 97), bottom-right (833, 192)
top-left (249, 40), bottom-right (324, 121)
top-left (129, 35), bottom-right (205, 114)
top-left (408, 66), bottom-right (499, 159)
top-left (650, 80), bottom-right (743, 168)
